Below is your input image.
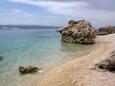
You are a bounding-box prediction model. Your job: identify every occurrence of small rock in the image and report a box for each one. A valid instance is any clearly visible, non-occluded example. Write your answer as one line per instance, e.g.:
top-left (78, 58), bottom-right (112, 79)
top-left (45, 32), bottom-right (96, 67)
top-left (96, 32), bottom-right (108, 35)
top-left (19, 66), bottom-right (41, 74)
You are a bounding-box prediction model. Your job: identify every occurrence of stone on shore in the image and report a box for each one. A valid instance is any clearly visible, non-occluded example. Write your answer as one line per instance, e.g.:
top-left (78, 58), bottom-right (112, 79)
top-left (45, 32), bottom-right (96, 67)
top-left (19, 66), bottom-right (41, 74)
top-left (58, 20), bottom-right (96, 44)
top-left (96, 50), bottom-right (115, 71)
top-left (98, 26), bottom-right (115, 34)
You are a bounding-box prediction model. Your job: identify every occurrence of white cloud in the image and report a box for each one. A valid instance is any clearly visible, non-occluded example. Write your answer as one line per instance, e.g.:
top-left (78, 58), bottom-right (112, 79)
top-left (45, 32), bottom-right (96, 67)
top-left (0, 8), bottom-right (29, 15)
top-left (8, 0), bottom-right (89, 16)
top-left (7, 0), bottom-right (115, 27)
top-left (11, 9), bottom-right (23, 13)
top-left (8, 0), bottom-right (115, 16)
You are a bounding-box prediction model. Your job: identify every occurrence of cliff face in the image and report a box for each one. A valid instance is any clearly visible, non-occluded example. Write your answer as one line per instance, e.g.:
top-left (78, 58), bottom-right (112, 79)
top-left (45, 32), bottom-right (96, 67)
top-left (58, 20), bottom-right (96, 44)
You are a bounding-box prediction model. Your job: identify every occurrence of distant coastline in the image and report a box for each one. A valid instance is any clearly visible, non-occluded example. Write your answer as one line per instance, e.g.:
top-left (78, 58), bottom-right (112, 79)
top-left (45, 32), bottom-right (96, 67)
top-left (0, 25), bottom-right (60, 29)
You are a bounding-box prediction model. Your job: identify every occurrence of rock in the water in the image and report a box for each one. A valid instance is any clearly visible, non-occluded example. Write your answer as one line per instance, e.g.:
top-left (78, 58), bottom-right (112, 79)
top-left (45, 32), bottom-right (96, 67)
top-left (58, 20), bottom-right (96, 44)
top-left (96, 32), bottom-right (108, 35)
top-left (0, 56), bottom-right (3, 61)
top-left (98, 26), bottom-right (115, 34)
top-left (96, 50), bottom-right (115, 71)
top-left (19, 66), bottom-right (40, 74)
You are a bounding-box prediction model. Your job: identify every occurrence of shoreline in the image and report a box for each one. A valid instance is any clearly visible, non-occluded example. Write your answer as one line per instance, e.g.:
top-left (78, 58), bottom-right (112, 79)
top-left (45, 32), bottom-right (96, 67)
top-left (37, 34), bottom-right (115, 86)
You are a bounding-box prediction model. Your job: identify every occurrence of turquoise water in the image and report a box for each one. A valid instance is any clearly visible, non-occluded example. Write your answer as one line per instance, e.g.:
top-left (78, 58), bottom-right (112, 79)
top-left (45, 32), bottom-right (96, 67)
top-left (0, 28), bottom-right (94, 86)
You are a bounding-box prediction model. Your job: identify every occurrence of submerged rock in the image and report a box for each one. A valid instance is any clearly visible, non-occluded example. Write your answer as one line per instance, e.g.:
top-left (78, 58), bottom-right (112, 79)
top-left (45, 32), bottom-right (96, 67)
top-left (58, 20), bottom-right (96, 44)
top-left (98, 26), bottom-right (115, 34)
top-left (96, 50), bottom-right (115, 71)
top-left (0, 56), bottom-right (3, 61)
top-left (19, 66), bottom-right (41, 74)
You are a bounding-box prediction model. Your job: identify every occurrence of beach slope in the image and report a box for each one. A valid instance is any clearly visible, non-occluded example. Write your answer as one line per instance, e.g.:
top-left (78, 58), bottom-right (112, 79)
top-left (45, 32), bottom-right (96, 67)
top-left (38, 34), bottom-right (115, 86)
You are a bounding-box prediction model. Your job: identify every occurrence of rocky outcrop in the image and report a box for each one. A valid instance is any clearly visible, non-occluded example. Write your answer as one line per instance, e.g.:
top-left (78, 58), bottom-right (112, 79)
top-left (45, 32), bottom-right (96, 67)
top-left (96, 50), bottom-right (115, 71)
top-left (19, 66), bottom-right (41, 74)
top-left (98, 26), bottom-right (115, 34)
top-left (58, 20), bottom-right (96, 44)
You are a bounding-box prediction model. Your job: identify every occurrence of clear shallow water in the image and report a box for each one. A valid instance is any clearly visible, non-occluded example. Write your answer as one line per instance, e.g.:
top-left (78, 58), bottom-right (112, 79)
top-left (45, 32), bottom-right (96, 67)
top-left (0, 28), bottom-right (95, 86)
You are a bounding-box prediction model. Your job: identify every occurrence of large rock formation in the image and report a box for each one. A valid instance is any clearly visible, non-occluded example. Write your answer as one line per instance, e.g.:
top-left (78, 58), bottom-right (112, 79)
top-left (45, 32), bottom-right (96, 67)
top-left (96, 50), bottom-right (115, 71)
top-left (58, 20), bottom-right (96, 44)
top-left (98, 26), bottom-right (115, 34)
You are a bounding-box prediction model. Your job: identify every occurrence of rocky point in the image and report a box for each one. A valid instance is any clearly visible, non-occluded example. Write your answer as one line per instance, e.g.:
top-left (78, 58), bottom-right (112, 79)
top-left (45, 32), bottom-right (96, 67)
top-left (58, 20), bottom-right (96, 44)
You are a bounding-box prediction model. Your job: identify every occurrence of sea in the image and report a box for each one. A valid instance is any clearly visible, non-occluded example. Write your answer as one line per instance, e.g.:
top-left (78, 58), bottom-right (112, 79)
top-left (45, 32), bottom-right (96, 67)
top-left (0, 26), bottom-right (95, 86)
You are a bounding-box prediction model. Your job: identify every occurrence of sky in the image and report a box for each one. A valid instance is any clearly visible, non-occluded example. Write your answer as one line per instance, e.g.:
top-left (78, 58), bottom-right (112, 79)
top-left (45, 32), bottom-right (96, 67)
top-left (0, 0), bottom-right (115, 27)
